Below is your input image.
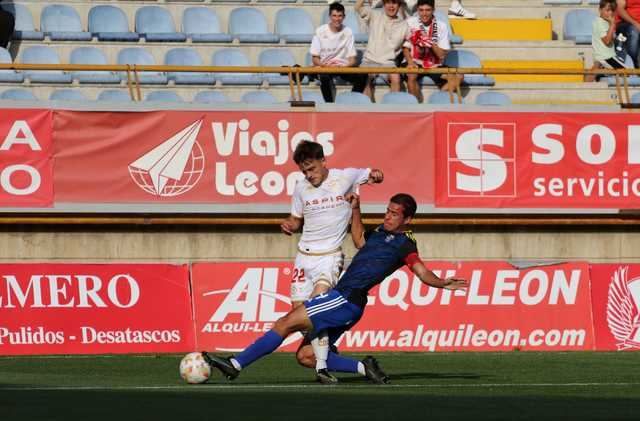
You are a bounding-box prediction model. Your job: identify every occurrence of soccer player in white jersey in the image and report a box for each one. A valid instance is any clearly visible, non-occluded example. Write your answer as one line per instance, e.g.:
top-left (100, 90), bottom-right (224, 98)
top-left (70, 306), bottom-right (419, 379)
top-left (280, 140), bottom-right (383, 384)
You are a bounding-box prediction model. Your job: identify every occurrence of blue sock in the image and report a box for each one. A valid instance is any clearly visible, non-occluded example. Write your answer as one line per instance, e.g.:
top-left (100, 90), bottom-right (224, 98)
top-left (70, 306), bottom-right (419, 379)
top-left (234, 330), bottom-right (284, 368)
top-left (327, 351), bottom-right (359, 373)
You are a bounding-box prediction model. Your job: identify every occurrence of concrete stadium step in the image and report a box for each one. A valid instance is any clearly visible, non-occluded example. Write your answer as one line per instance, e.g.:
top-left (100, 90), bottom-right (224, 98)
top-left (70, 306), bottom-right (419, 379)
top-left (461, 41), bottom-right (592, 63)
top-left (482, 59), bottom-right (585, 82)
top-left (450, 19), bottom-right (553, 41)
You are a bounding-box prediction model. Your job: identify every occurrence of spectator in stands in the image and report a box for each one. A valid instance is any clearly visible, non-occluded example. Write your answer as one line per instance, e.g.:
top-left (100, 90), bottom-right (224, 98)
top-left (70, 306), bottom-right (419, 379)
top-left (402, 0), bottom-right (463, 102)
top-left (311, 3), bottom-right (367, 103)
top-left (587, 0), bottom-right (627, 81)
top-left (0, 3), bottom-right (15, 49)
top-left (355, 0), bottom-right (409, 101)
top-left (617, 0), bottom-right (640, 67)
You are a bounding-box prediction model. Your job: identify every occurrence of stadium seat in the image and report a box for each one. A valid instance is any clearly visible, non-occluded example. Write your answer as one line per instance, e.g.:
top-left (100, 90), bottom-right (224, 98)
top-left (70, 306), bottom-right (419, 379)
top-left (182, 7), bottom-right (232, 43)
top-left (193, 91), bottom-right (232, 104)
top-left (70, 47), bottom-right (120, 84)
top-left (145, 91), bottom-right (184, 102)
top-left (136, 6), bottom-right (187, 42)
top-left (475, 91), bottom-right (512, 106)
top-left (229, 8), bottom-right (279, 43)
top-left (1, 88), bottom-right (37, 101)
top-left (335, 91), bottom-right (372, 104)
top-left (258, 48), bottom-right (305, 85)
top-left (20, 46), bottom-right (72, 83)
top-left (88, 5), bottom-right (140, 42)
top-left (41, 5), bottom-right (91, 41)
top-left (165, 48), bottom-right (215, 85)
top-left (117, 48), bottom-right (168, 85)
top-left (0, 47), bottom-right (23, 83)
top-left (444, 50), bottom-right (494, 86)
top-left (275, 8), bottom-right (315, 43)
top-left (428, 91), bottom-right (464, 104)
top-left (49, 89), bottom-right (88, 102)
top-left (563, 9), bottom-right (597, 44)
top-left (381, 92), bottom-right (419, 104)
top-left (241, 91), bottom-right (279, 104)
top-left (632, 92), bottom-right (640, 104)
top-left (97, 90), bottom-right (132, 102)
top-left (0, 3), bottom-right (43, 40)
top-left (434, 11), bottom-right (463, 44)
top-left (212, 49), bottom-right (262, 85)
top-left (296, 90), bottom-right (326, 103)
top-left (322, 12), bottom-right (368, 43)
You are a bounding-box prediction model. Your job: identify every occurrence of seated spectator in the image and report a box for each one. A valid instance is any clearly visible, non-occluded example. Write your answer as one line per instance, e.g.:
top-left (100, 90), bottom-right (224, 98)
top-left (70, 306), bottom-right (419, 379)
top-left (310, 2), bottom-right (366, 102)
top-left (356, 0), bottom-right (409, 101)
top-left (587, 0), bottom-right (627, 81)
top-left (402, 0), bottom-right (462, 102)
top-left (0, 4), bottom-right (15, 49)
top-left (617, 0), bottom-right (640, 67)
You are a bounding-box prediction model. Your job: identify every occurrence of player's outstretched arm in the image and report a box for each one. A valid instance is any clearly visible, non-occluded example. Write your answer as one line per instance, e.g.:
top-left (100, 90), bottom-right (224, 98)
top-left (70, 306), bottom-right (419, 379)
top-left (280, 215), bottom-right (303, 236)
top-left (368, 169), bottom-right (384, 184)
top-left (411, 261), bottom-right (469, 290)
top-left (347, 193), bottom-right (366, 249)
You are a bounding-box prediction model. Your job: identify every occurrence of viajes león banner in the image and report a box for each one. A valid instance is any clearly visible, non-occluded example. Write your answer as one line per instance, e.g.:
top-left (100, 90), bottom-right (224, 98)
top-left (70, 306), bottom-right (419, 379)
top-left (53, 110), bottom-right (434, 205)
top-left (0, 264), bottom-right (194, 355)
top-left (434, 112), bottom-right (640, 208)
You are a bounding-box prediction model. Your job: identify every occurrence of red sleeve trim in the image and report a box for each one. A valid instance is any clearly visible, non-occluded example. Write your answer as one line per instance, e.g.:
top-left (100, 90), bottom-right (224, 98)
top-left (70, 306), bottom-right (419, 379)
top-left (404, 252), bottom-right (421, 267)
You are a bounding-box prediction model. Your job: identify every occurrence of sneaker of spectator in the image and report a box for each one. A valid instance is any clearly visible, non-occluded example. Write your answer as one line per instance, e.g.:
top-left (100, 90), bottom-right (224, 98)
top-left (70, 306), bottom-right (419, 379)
top-left (449, 0), bottom-right (476, 19)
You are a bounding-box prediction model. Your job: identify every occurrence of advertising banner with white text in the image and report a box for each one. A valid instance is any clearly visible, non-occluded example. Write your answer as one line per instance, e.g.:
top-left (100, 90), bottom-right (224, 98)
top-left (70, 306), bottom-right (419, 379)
top-left (0, 264), bottom-right (194, 355)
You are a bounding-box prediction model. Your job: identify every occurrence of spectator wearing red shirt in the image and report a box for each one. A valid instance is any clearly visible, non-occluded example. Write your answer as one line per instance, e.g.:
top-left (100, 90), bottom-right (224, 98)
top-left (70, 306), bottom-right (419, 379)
top-left (617, 0), bottom-right (640, 67)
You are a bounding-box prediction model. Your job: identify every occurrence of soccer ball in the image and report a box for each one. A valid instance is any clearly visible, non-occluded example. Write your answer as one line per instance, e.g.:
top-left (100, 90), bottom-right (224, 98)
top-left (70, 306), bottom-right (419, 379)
top-left (179, 352), bottom-right (211, 384)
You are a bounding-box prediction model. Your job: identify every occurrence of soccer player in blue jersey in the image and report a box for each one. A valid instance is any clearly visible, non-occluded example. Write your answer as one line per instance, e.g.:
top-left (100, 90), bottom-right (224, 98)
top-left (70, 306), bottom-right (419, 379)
top-left (204, 193), bottom-right (468, 384)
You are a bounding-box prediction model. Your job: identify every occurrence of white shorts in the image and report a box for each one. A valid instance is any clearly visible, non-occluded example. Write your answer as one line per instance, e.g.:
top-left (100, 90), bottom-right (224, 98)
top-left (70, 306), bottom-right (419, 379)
top-left (290, 250), bottom-right (344, 302)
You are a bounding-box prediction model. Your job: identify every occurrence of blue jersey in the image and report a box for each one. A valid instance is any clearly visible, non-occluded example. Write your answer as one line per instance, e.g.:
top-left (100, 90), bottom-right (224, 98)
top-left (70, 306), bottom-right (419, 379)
top-left (335, 225), bottom-right (419, 306)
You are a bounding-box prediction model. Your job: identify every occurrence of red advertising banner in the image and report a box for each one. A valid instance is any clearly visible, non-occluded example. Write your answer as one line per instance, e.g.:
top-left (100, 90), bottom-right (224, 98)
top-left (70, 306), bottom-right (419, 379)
top-left (435, 112), bottom-right (640, 208)
top-left (192, 261), bottom-right (594, 352)
top-left (0, 109), bottom-right (53, 207)
top-left (53, 111), bottom-right (434, 205)
top-left (590, 264), bottom-right (640, 351)
top-left (0, 264), bottom-right (194, 355)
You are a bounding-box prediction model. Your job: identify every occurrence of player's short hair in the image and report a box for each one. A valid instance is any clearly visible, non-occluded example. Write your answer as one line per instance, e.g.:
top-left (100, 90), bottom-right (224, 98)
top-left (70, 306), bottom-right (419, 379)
top-left (329, 2), bottom-right (345, 14)
top-left (417, 0), bottom-right (435, 8)
top-left (390, 193), bottom-right (417, 218)
top-left (293, 140), bottom-right (324, 164)
top-left (599, 0), bottom-right (616, 10)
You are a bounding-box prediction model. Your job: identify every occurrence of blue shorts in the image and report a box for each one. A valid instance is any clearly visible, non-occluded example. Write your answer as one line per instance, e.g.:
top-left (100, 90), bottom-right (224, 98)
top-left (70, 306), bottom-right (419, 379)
top-left (303, 290), bottom-right (364, 344)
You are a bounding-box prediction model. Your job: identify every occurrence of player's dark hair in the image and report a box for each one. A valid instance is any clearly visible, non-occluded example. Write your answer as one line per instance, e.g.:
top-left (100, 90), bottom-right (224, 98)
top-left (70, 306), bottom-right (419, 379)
top-left (417, 0), bottom-right (435, 8)
top-left (329, 2), bottom-right (345, 14)
top-left (293, 140), bottom-right (324, 165)
top-left (599, 0), bottom-right (616, 10)
top-left (390, 193), bottom-right (417, 218)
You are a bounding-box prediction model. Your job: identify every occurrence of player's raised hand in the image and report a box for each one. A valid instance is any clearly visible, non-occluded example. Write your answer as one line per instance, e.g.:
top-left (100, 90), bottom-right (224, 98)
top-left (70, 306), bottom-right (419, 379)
top-left (345, 192), bottom-right (360, 209)
top-left (368, 169), bottom-right (384, 184)
top-left (443, 277), bottom-right (469, 291)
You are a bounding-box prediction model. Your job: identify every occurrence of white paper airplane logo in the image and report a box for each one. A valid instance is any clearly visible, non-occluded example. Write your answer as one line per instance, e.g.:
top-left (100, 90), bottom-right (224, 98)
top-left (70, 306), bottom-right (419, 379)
top-left (128, 119), bottom-right (205, 197)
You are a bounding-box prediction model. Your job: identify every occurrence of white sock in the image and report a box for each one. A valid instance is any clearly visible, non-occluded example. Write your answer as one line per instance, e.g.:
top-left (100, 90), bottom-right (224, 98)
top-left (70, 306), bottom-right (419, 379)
top-left (230, 357), bottom-right (242, 371)
top-left (357, 362), bottom-right (366, 376)
top-left (311, 331), bottom-right (329, 371)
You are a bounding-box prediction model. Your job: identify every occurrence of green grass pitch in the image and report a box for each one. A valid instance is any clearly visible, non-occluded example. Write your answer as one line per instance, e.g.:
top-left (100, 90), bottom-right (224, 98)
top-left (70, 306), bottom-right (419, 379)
top-left (1, 352), bottom-right (639, 420)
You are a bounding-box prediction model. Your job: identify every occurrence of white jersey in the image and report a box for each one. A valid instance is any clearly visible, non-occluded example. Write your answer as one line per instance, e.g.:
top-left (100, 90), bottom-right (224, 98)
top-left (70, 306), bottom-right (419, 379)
top-left (309, 24), bottom-right (357, 66)
top-left (292, 168), bottom-right (370, 253)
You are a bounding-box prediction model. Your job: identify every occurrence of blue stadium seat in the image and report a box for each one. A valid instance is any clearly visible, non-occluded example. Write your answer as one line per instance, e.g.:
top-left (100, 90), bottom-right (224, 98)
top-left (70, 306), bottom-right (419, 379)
top-left (563, 9), bottom-right (597, 44)
top-left (145, 91), bottom-right (184, 102)
top-left (322, 12), bottom-right (368, 43)
top-left (241, 91), bottom-right (279, 104)
top-left (444, 50), bottom-right (494, 86)
top-left (1, 88), bottom-right (37, 101)
top-left (475, 91), bottom-right (512, 106)
top-left (212, 49), bottom-right (262, 85)
top-left (632, 92), bottom-right (640, 104)
top-left (165, 48), bottom-right (215, 85)
top-left (428, 91), bottom-right (464, 104)
top-left (182, 7), bottom-right (232, 43)
top-left (193, 91), bottom-right (232, 104)
top-left (296, 90), bottom-right (325, 103)
top-left (275, 8), bottom-right (315, 43)
top-left (21, 46), bottom-right (72, 83)
top-left (0, 3), bottom-right (43, 40)
top-left (434, 11), bottom-right (463, 44)
top-left (88, 5), bottom-right (140, 42)
top-left (70, 47), bottom-right (120, 84)
top-left (0, 47), bottom-right (23, 83)
top-left (136, 6), bottom-right (187, 42)
top-left (41, 5), bottom-right (91, 41)
top-left (117, 48), bottom-right (168, 85)
top-left (229, 8), bottom-right (279, 43)
top-left (381, 92), bottom-right (419, 104)
top-left (259, 48), bottom-right (305, 85)
top-left (49, 89), bottom-right (88, 102)
top-left (335, 91), bottom-right (371, 104)
top-left (97, 90), bottom-right (132, 102)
